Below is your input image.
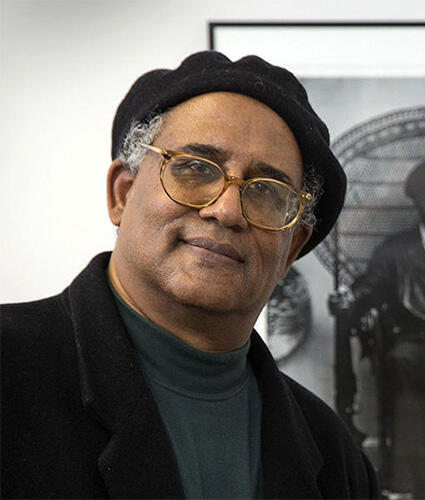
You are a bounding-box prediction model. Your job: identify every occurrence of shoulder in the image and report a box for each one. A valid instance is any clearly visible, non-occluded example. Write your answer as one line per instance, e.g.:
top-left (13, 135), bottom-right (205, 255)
top-left (1, 292), bottom-right (84, 452)
top-left (0, 275), bottom-right (95, 427)
top-left (1, 293), bottom-right (71, 354)
top-left (281, 373), bottom-right (379, 497)
top-left (280, 372), bottom-right (355, 454)
top-left (281, 373), bottom-right (344, 429)
top-left (1, 292), bottom-right (76, 389)
top-left (1, 252), bottom-right (111, 349)
top-left (2, 292), bottom-right (69, 324)
top-left (1, 281), bottom-right (111, 499)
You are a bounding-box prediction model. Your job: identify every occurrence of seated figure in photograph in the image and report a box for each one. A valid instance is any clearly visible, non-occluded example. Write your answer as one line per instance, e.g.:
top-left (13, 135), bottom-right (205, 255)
top-left (1, 51), bottom-right (378, 499)
top-left (351, 160), bottom-right (425, 499)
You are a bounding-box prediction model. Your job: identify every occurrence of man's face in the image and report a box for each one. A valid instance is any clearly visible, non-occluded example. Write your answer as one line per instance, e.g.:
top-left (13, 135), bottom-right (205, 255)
top-left (109, 92), bottom-right (311, 316)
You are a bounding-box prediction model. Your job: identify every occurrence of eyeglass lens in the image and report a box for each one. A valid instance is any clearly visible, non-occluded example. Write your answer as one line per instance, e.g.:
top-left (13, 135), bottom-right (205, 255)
top-left (161, 156), bottom-right (301, 229)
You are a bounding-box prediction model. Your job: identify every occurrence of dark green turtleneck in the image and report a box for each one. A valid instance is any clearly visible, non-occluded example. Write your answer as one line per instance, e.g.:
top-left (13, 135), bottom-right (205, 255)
top-left (108, 281), bottom-right (263, 499)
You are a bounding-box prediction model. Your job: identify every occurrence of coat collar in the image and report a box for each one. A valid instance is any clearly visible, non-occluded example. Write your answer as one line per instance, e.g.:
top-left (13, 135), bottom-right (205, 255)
top-left (65, 252), bottom-right (184, 498)
top-left (65, 252), bottom-right (323, 499)
top-left (250, 334), bottom-right (323, 498)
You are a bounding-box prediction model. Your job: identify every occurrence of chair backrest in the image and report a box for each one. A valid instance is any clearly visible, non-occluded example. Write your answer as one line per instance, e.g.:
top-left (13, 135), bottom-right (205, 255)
top-left (315, 106), bottom-right (425, 287)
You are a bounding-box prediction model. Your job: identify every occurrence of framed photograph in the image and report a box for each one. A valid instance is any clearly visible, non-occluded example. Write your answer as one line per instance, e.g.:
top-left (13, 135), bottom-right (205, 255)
top-left (210, 22), bottom-right (425, 498)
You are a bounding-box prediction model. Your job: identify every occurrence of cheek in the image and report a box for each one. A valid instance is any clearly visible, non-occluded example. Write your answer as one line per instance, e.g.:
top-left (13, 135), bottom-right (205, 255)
top-left (122, 177), bottom-right (191, 248)
top-left (258, 232), bottom-right (294, 281)
top-left (278, 232), bottom-right (297, 276)
top-left (117, 179), bottom-right (162, 254)
top-left (128, 173), bottom-right (167, 223)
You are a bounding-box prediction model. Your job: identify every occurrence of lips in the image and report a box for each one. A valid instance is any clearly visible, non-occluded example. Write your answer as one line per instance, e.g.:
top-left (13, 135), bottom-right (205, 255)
top-left (183, 237), bottom-right (244, 263)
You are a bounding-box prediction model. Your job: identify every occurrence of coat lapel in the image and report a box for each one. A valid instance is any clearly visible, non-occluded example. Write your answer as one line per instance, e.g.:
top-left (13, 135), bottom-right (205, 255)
top-left (65, 253), bottom-right (184, 499)
top-left (250, 333), bottom-right (324, 499)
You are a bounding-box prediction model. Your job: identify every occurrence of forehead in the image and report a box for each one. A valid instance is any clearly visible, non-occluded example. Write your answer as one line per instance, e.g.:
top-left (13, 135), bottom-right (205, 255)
top-left (155, 92), bottom-right (304, 185)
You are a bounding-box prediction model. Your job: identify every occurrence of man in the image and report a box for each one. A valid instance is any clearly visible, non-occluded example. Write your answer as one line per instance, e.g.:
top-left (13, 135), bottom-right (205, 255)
top-left (352, 159), bottom-right (425, 332)
top-left (2, 51), bottom-right (378, 499)
top-left (350, 159), bottom-right (425, 497)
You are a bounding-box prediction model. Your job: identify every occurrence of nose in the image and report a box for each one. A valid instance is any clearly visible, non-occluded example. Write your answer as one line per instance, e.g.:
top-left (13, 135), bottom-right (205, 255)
top-left (198, 182), bottom-right (249, 230)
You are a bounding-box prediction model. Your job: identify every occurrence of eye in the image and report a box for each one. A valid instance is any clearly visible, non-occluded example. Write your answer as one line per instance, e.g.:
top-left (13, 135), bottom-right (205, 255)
top-left (168, 157), bottom-right (222, 184)
top-left (255, 181), bottom-right (270, 192)
top-left (245, 180), bottom-right (294, 210)
top-left (178, 159), bottom-right (209, 173)
top-left (248, 180), bottom-right (275, 197)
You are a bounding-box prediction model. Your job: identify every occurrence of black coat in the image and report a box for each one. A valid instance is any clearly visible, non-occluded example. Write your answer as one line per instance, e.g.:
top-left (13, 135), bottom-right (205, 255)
top-left (352, 226), bottom-right (425, 338)
top-left (2, 253), bottom-right (378, 499)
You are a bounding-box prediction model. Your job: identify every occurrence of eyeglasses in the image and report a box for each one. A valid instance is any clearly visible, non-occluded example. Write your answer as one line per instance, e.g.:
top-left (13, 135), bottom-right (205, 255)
top-left (138, 142), bottom-right (311, 231)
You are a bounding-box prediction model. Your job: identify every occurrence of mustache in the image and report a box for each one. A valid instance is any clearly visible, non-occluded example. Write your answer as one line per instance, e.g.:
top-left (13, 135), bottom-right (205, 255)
top-left (182, 236), bottom-right (245, 263)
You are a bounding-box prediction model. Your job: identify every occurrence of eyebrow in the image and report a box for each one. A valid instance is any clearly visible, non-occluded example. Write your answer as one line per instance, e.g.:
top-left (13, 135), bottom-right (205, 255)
top-left (180, 143), bottom-right (229, 163)
top-left (178, 142), bottom-right (294, 185)
top-left (249, 163), bottom-right (293, 184)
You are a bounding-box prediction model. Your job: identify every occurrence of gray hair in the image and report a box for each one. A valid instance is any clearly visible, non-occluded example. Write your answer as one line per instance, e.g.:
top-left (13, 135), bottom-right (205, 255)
top-left (117, 114), bottom-right (322, 227)
top-left (300, 166), bottom-right (323, 227)
top-left (118, 114), bottom-right (167, 176)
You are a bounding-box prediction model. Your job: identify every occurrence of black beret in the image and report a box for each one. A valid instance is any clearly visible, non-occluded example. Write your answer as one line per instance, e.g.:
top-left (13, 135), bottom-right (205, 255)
top-left (112, 50), bottom-right (346, 257)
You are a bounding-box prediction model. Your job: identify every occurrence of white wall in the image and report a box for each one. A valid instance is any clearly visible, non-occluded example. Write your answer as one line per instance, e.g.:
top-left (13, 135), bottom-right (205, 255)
top-left (2, 0), bottom-right (425, 302)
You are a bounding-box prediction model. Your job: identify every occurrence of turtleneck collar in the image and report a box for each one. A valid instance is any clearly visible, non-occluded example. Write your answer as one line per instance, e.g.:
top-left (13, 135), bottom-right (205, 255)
top-left (108, 277), bottom-right (251, 400)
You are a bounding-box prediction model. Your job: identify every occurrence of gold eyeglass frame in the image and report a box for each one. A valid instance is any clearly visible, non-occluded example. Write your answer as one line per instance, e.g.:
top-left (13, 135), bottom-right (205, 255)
top-left (138, 141), bottom-right (312, 231)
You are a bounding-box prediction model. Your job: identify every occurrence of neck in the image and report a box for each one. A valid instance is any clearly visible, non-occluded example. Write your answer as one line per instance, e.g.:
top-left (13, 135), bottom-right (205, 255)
top-left (108, 252), bottom-right (257, 353)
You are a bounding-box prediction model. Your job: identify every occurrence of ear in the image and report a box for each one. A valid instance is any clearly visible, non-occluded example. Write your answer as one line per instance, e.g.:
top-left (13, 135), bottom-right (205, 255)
top-left (280, 223), bottom-right (313, 279)
top-left (107, 159), bottom-right (135, 226)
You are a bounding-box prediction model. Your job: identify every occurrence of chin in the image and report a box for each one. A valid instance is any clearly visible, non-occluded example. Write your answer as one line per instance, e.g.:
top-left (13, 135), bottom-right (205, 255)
top-left (166, 277), bottom-right (265, 316)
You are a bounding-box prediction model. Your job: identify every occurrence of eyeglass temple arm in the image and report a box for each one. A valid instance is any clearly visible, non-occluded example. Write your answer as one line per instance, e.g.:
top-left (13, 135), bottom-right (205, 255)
top-left (139, 141), bottom-right (170, 158)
